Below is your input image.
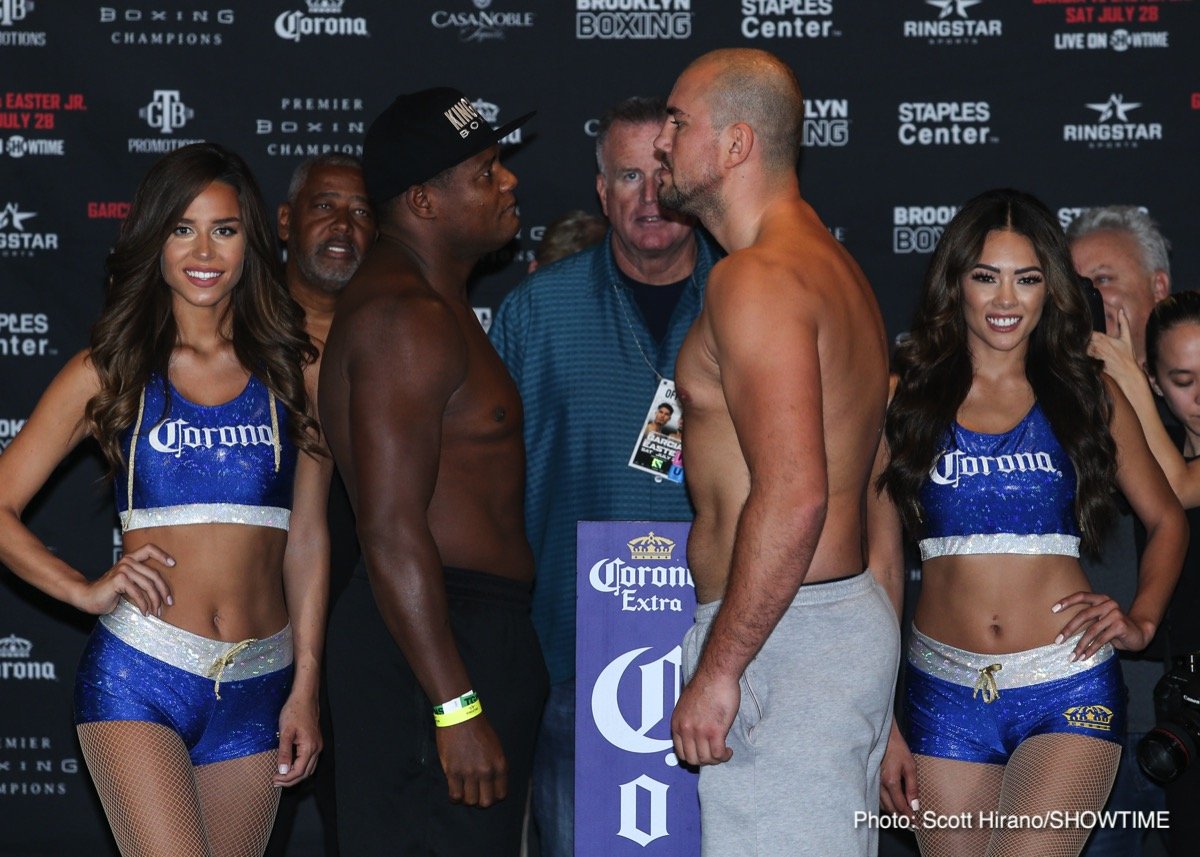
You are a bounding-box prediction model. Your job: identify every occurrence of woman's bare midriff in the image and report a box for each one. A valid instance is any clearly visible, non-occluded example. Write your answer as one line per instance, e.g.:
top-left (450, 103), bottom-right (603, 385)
top-left (915, 553), bottom-right (1094, 654)
top-left (122, 523), bottom-right (289, 641)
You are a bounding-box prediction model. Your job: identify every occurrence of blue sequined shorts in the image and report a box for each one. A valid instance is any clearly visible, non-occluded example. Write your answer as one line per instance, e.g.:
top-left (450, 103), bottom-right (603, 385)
top-left (905, 625), bottom-right (1125, 765)
top-left (74, 600), bottom-right (293, 766)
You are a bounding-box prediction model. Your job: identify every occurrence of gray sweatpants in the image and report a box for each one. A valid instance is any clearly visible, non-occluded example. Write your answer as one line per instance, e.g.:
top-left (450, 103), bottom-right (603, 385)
top-left (681, 571), bottom-right (900, 857)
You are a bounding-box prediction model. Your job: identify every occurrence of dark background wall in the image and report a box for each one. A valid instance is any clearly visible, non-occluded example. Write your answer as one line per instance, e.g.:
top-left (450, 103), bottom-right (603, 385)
top-left (2, 1), bottom-right (1197, 853)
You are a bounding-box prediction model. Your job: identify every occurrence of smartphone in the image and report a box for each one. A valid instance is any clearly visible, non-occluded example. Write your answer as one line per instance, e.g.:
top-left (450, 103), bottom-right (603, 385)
top-left (1079, 275), bottom-right (1107, 333)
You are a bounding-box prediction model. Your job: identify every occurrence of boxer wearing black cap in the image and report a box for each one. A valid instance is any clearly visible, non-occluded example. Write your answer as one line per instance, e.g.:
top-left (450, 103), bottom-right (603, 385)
top-left (319, 88), bottom-right (546, 856)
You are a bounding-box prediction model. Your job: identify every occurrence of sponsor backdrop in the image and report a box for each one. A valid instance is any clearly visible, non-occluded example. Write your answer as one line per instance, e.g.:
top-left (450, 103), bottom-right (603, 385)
top-left (1, 0), bottom-right (1197, 853)
top-left (576, 523), bottom-right (697, 856)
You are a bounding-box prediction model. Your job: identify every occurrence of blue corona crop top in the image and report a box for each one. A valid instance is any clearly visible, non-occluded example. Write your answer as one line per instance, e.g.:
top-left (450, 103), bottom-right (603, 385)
top-left (115, 373), bottom-right (297, 532)
top-left (917, 403), bottom-right (1079, 561)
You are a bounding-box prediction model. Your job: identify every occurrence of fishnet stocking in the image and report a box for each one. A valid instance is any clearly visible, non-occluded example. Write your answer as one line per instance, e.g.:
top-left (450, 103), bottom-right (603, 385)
top-left (78, 721), bottom-right (281, 857)
top-left (989, 733), bottom-right (1120, 857)
top-left (911, 734), bottom-right (1120, 857)
top-left (913, 753), bottom-right (1004, 857)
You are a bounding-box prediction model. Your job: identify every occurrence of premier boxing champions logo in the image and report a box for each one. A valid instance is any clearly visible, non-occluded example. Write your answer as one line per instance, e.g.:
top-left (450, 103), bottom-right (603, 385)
top-left (575, 0), bottom-right (692, 41)
top-left (588, 533), bottom-right (692, 613)
top-left (275, 0), bottom-right (369, 44)
top-left (98, 5), bottom-right (235, 47)
top-left (255, 95), bottom-right (366, 158)
top-left (903, 0), bottom-right (1003, 45)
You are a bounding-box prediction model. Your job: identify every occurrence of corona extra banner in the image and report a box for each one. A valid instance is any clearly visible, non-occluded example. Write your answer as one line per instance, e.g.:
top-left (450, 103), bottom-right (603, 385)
top-left (577, 521), bottom-right (698, 855)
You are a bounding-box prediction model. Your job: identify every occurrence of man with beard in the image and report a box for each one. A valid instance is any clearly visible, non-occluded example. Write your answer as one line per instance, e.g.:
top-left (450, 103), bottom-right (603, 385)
top-left (319, 89), bottom-right (547, 856)
top-left (490, 95), bottom-right (716, 856)
top-left (265, 154), bottom-right (375, 857)
top-left (654, 49), bottom-right (898, 855)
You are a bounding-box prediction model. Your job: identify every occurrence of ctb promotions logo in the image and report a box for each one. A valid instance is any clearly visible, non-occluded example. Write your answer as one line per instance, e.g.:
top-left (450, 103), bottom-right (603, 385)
top-left (431, 0), bottom-right (535, 43)
top-left (898, 101), bottom-right (995, 146)
top-left (903, 0), bottom-right (1002, 44)
top-left (275, 0), bottom-right (369, 43)
top-left (130, 90), bottom-right (203, 154)
top-left (575, 0), bottom-right (691, 41)
top-left (741, 0), bottom-right (838, 41)
top-left (1062, 94), bottom-right (1163, 149)
top-left (0, 0), bottom-right (44, 45)
top-left (893, 204), bottom-right (959, 254)
top-left (0, 634), bottom-right (57, 680)
top-left (0, 203), bottom-right (59, 260)
top-left (803, 97), bottom-right (850, 147)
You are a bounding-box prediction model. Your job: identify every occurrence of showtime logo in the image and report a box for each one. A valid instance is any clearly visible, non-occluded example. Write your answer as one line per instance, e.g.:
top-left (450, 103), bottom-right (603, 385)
top-left (898, 101), bottom-right (994, 146)
top-left (1062, 94), bottom-right (1163, 149)
top-left (275, 0), bottom-right (369, 43)
top-left (893, 204), bottom-right (958, 254)
top-left (2, 134), bottom-right (64, 157)
top-left (431, 0), bottom-right (535, 43)
top-left (741, 0), bottom-right (838, 40)
top-left (1053, 28), bottom-right (1169, 52)
top-left (904, 0), bottom-right (1002, 43)
top-left (803, 97), bottom-right (849, 147)
top-left (575, 0), bottom-right (691, 40)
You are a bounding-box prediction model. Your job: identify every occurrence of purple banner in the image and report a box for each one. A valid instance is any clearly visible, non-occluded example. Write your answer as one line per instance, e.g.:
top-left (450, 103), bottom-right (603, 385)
top-left (576, 521), bottom-right (699, 856)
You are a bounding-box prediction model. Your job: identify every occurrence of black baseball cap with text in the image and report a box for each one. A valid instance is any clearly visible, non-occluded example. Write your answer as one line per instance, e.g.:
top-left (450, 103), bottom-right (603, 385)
top-left (362, 87), bottom-right (533, 205)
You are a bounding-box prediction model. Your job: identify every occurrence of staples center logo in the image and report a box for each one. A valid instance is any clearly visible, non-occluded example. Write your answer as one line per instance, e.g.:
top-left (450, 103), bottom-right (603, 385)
top-left (898, 101), bottom-right (995, 146)
top-left (0, 634), bottom-right (58, 680)
top-left (139, 90), bottom-right (193, 134)
top-left (431, 0), bottom-right (536, 43)
top-left (741, 0), bottom-right (838, 41)
top-left (1062, 94), bottom-right (1163, 149)
top-left (575, 0), bottom-right (692, 41)
top-left (275, 0), bottom-right (369, 43)
top-left (903, 0), bottom-right (1002, 43)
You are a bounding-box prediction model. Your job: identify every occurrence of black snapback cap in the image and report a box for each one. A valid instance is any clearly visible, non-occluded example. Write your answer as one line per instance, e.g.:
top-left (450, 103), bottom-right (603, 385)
top-left (362, 87), bottom-right (533, 205)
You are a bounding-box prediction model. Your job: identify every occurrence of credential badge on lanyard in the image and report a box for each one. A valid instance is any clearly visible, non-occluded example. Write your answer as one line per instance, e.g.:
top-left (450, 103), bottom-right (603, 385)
top-left (628, 377), bottom-right (683, 484)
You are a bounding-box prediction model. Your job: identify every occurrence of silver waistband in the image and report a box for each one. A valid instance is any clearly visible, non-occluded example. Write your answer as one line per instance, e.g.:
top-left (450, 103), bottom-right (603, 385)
top-left (99, 599), bottom-right (292, 682)
top-left (122, 503), bottom-right (291, 532)
top-left (919, 533), bottom-right (1080, 561)
top-left (907, 624), bottom-right (1112, 690)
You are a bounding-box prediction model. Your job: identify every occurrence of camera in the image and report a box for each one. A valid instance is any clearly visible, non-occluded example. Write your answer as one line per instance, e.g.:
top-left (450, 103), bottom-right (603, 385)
top-left (1137, 653), bottom-right (1200, 783)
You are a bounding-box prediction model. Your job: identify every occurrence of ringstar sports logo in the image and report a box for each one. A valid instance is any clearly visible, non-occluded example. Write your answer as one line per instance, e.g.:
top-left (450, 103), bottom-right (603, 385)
top-left (1062, 94), bottom-right (1163, 148)
top-left (431, 0), bottom-right (535, 43)
top-left (575, 0), bottom-right (691, 41)
top-left (740, 0), bottom-right (839, 41)
top-left (0, 203), bottom-right (59, 262)
top-left (0, 0), bottom-right (45, 46)
top-left (275, 0), bottom-right (369, 43)
top-left (903, 0), bottom-right (1002, 44)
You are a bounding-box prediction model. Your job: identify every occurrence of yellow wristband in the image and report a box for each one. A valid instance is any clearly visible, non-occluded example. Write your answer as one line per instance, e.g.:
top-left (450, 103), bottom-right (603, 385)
top-left (434, 699), bottom-right (483, 727)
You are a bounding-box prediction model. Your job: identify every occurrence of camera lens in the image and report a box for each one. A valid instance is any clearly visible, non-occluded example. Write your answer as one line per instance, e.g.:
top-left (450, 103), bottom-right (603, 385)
top-left (1138, 725), bottom-right (1195, 784)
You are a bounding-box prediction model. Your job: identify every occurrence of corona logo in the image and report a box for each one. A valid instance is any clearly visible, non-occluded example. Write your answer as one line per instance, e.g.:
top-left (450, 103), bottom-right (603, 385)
top-left (0, 634), bottom-right (33, 658)
top-left (591, 646), bottom-right (682, 754)
top-left (618, 775), bottom-right (669, 846)
top-left (306, 0), bottom-right (343, 11)
top-left (628, 532), bottom-right (675, 561)
top-left (1062, 704), bottom-right (1114, 731)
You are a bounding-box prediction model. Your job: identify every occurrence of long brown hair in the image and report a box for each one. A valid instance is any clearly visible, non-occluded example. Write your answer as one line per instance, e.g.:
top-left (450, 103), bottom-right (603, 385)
top-left (879, 188), bottom-right (1116, 555)
top-left (86, 142), bottom-right (319, 470)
